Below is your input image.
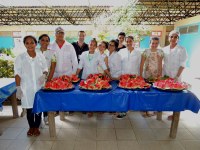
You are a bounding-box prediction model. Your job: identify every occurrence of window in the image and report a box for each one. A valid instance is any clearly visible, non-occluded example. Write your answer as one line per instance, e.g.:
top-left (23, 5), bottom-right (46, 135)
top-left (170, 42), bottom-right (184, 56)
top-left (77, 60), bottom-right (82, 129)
top-left (179, 25), bottom-right (199, 34)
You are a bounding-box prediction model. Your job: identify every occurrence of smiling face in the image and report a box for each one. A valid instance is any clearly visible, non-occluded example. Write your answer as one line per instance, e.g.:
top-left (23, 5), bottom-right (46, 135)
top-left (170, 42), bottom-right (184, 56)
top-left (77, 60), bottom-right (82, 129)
top-left (55, 32), bottom-right (65, 42)
top-left (78, 31), bottom-right (86, 42)
top-left (150, 39), bottom-right (159, 50)
top-left (98, 42), bottom-right (107, 52)
top-left (169, 33), bottom-right (179, 45)
top-left (108, 41), bottom-right (116, 53)
top-left (39, 36), bottom-right (50, 49)
top-left (118, 35), bottom-right (125, 44)
top-left (24, 37), bottom-right (37, 52)
top-left (126, 37), bottom-right (134, 49)
top-left (89, 40), bottom-right (97, 53)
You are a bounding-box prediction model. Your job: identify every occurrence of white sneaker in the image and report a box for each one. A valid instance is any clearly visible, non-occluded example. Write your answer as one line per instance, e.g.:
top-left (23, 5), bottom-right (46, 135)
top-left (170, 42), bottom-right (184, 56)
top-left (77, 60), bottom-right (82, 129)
top-left (43, 116), bottom-right (49, 125)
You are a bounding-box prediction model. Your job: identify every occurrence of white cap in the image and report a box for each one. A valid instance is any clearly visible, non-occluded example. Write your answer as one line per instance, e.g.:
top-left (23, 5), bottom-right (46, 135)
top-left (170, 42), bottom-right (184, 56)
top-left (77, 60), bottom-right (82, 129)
top-left (55, 27), bottom-right (64, 33)
top-left (169, 30), bottom-right (180, 37)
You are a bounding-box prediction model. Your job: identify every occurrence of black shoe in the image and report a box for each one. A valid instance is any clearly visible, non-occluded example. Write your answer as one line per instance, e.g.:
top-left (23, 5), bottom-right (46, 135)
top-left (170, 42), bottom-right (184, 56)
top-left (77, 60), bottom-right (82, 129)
top-left (116, 113), bottom-right (127, 119)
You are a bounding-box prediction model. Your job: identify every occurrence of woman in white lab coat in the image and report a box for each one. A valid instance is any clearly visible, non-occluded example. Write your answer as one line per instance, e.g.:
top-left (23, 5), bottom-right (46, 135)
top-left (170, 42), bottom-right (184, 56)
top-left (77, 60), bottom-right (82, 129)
top-left (163, 30), bottom-right (187, 81)
top-left (97, 41), bottom-right (109, 74)
top-left (76, 38), bottom-right (111, 117)
top-left (76, 38), bottom-right (111, 80)
top-left (37, 34), bottom-right (56, 125)
top-left (118, 36), bottom-right (141, 76)
top-left (49, 27), bottom-right (78, 77)
top-left (15, 35), bottom-right (48, 136)
top-left (163, 30), bottom-right (187, 120)
top-left (108, 39), bottom-right (122, 80)
top-left (117, 36), bottom-right (141, 119)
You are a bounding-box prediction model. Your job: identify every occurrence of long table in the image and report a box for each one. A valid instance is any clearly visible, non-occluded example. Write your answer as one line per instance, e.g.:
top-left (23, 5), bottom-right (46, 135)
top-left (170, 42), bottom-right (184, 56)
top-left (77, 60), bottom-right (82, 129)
top-left (33, 81), bottom-right (200, 138)
top-left (0, 78), bottom-right (18, 118)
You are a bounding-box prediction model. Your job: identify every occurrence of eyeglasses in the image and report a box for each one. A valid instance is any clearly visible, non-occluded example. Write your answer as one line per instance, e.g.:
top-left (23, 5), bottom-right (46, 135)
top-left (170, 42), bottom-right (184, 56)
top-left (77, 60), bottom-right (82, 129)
top-left (170, 36), bottom-right (178, 39)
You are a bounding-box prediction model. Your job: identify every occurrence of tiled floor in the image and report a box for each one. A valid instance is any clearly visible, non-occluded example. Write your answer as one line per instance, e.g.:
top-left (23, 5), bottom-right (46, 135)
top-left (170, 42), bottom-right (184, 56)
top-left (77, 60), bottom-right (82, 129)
top-left (1, 107), bottom-right (200, 150)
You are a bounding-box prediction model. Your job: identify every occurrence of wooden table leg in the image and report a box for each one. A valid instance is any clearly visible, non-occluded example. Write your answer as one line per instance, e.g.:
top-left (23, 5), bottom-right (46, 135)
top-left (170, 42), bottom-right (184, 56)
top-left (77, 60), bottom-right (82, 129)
top-left (48, 112), bottom-right (56, 138)
top-left (0, 130), bottom-right (2, 136)
top-left (10, 93), bottom-right (19, 118)
top-left (59, 111), bottom-right (65, 121)
top-left (156, 112), bottom-right (162, 121)
top-left (169, 112), bottom-right (180, 139)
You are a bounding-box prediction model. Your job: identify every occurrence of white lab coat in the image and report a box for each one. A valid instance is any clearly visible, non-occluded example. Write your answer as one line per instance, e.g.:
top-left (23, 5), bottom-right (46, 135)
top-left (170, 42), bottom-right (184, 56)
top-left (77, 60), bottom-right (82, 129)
top-left (49, 41), bottom-right (78, 77)
top-left (163, 45), bottom-right (187, 80)
top-left (108, 51), bottom-right (122, 78)
top-left (118, 48), bottom-right (141, 75)
top-left (36, 48), bottom-right (56, 69)
top-left (14, 51), bottom-right (48, 108)
top-left (97, 52), bottom-right (108, 74)
top-left (78, 51), bottom-right (107, 79)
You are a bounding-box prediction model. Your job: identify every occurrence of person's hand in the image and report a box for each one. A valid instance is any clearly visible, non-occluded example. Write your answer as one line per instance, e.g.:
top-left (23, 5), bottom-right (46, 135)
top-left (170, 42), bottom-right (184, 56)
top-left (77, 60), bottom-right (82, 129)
top-left (39, 74), bottom-right (47, 85)
top-left (174, 76), bottom-right (179, 82)
top-left (16, 86), bottom-right (23, 99)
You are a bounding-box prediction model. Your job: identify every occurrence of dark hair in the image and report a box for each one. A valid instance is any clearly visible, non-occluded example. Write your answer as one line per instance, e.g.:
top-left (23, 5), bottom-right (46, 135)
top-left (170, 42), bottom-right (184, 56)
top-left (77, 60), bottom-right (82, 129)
top-left (101, 41), bottom-right (108, 49)
top-left (118, 32), bottom-right (126, 37)
top-left (78, 31), bottom-right (85, 34)
top-left (109, 39), bottom-right (119, 50)
top-left (23, 35), bottom-right (37, 45)
top-left (90, 38), bottom-right (97, 47)
top-left (38, 34), bottom-right (50, 43)
top-left (150, 37), bottom-right (160, 43)
top-left (126, 35), bottom-right (134, 41)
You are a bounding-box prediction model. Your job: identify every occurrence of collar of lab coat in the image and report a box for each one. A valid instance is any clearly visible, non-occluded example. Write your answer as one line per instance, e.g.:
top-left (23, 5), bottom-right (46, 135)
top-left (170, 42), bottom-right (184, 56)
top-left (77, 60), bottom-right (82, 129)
top-left (52, 40), bottom-right (71, 50)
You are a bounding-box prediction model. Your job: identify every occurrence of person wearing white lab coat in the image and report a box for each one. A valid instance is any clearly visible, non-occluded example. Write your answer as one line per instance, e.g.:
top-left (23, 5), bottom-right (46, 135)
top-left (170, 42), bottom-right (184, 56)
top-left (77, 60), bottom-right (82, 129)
top-left (49, 27), bottom-right (78, 77)
top-left (36, 34), bottom-right (56, 125)
top-left (36, 34), bottom-right (56, 81)
top-left (163, 30), bottom-right (187, 81)
top-left (77, 39), bottom-right (111, 80)
top-left (163, 30), bottom-right (187, 120)
top-left (108, 39), bottom-right (122, 80)
top-left (117, 36), bottom-right (141, 119)
top-left (15, 35), bottom-right (48, 136)
top-left (97, 41), bottom-right (109, 74)
top-left (118, 36), bottom-right (141, 76)
top-left (76, 39), bottom-right (111, 118)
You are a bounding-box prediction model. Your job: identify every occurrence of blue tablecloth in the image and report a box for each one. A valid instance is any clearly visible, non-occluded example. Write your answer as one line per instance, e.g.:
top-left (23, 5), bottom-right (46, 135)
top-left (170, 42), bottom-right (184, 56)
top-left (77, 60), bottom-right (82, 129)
top-left (0, 78), bottom-right (16, 109)
top-left (33, 81), bottom-right (200, 113)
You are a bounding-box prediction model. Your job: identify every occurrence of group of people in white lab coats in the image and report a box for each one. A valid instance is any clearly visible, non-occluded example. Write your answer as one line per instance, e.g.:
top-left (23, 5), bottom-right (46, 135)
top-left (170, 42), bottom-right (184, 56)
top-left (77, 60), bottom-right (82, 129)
top-left (14, 27), bottom-right (187, 136)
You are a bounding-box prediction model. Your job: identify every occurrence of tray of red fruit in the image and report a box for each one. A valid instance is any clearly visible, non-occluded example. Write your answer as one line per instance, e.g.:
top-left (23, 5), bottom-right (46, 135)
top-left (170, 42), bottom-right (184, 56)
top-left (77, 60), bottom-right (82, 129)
top-left (79, 74), bottom-right (112, 92)
top-left (152, 78), bottom-right (188, 92)
top-left (43, 75), bottom-right (75, 91)
top-left (118, 74), bottom-right (151, 90)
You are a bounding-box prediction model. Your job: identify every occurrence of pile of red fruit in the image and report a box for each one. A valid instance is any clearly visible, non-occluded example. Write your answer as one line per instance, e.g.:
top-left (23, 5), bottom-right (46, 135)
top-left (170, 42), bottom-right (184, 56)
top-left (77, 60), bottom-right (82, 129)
top-left (118, 74), bottom-right (151, 89)
top-left (153, 78), bottom-right (188, 90)
top-left (44, 74), bottom-right (79, 90)
top-left (79, 73), bottom-right (111, 90)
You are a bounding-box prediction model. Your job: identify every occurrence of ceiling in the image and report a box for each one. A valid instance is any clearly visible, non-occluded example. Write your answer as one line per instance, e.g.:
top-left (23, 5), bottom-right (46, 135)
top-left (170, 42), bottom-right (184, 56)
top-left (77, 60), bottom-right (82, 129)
top-left (0, 0), bottom-right (199, 25)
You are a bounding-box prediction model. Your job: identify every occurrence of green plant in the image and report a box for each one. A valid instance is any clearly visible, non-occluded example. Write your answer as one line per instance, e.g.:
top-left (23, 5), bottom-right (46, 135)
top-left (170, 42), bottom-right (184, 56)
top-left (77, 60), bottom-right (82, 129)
top-left (0, 59), bottom-right (14, 78)
top-left (0, 48), bottom-right (15, 58)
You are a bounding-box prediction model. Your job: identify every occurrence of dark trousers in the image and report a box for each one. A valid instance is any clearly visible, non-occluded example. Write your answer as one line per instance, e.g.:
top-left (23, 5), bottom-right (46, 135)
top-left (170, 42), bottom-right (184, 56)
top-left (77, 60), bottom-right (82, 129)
top-left (43, 112), bottom-right (48, 117)
top-left (26, 108), bottom-right (41, 128)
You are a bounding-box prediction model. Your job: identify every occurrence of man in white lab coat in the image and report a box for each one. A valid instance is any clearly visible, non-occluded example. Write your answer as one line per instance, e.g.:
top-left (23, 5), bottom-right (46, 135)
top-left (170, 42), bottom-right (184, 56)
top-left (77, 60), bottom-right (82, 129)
top-left (50, 27), bottom-right (78, 77)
